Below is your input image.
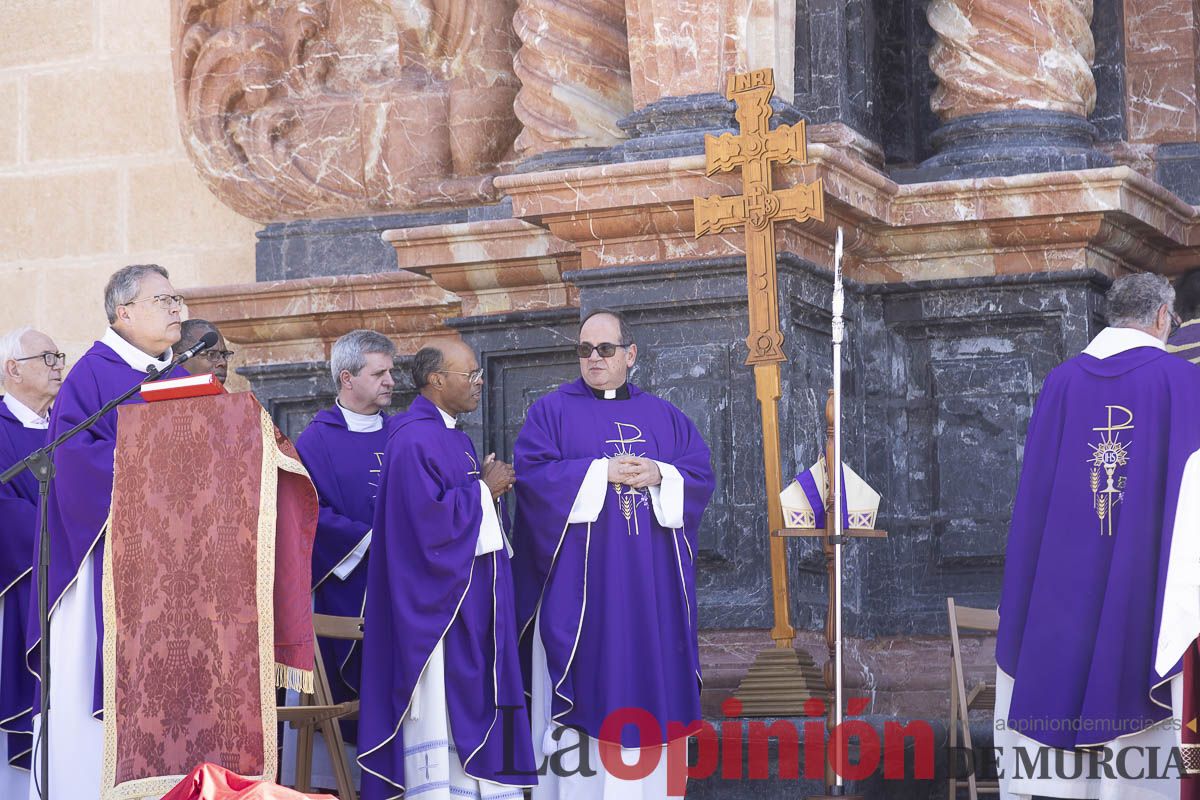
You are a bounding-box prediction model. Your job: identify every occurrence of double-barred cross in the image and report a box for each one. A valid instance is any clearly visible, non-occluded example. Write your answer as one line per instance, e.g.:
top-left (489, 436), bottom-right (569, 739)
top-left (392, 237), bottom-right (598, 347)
top-left (694, 68), bottom-right (825, 365)
top-left (693, 68), bottom-right (826, 650)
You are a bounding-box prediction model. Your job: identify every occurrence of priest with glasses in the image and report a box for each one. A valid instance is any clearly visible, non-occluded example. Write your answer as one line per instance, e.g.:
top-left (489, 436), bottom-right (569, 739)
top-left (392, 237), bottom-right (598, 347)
top-left (512, 308), bottom-right (715, 799)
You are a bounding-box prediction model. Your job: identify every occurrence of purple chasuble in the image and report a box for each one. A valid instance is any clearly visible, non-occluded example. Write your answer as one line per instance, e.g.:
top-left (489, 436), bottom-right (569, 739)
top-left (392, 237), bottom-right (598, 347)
top-left (26, 341), bottom-right (186, 717)
top-left (357, 394), bottom-right (534, 799)
top-left (998, 345), bottom-right (1200, 749)
top-left (295, 406), bottom-right (388, 711)
top-left (0, 404), bottom-right (44, 765)
top-left (511, 379), bottom-right (715, 748)
top-left (1168, 319), bottom-right (1200, 365)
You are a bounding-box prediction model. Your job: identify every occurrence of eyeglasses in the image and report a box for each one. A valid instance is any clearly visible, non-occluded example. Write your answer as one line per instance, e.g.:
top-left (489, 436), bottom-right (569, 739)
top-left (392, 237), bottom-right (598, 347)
top-left (576, 342), bottom-right (627, 359)
top-left (1169, 310), bottom-right (1183, 336)
top-left (14, 351), bottom-right (66, 368)
top-left (123, 294), bottom-right (185, 311)
top-left (200, 349), bottom-right (235, 362)
top-left (438, 368), bottom-right (484, 384)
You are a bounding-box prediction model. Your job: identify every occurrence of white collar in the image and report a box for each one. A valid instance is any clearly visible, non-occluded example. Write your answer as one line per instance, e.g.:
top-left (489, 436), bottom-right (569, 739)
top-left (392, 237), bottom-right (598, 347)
top-left (1082, 326), bottom-right (1167, 360)
top-left (101, 327), bottom-right (173, 373)
top-left (336, 399), bottom-right (383, 433)
top-left (436, 405), bottom-right (457, 429)
top-left (2, 393), bottom-right (49, 429)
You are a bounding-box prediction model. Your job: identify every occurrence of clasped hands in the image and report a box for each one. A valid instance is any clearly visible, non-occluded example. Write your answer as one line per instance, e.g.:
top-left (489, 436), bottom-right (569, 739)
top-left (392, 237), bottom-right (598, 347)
top-left (481, 453), bottom-right (515, 501)
top-left (608, 455), bottom-right (661, 489)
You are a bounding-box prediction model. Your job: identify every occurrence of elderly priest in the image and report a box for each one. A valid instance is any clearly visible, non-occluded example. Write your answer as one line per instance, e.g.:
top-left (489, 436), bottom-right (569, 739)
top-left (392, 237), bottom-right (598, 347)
top-left (27, 264), bottom-right (187, 800)
top-left (357, 340), bottom-right (535, 800)
top-left (0, 327), bottom-right (64, 797)
top-left (996, 272), bottom-right (1200, 799)
top-left (512, 308), bottom-right (715, 799)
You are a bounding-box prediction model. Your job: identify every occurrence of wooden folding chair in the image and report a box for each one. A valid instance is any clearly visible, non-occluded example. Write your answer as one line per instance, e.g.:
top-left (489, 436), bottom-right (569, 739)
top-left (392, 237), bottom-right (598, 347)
top-left (947, 598), bottom-right (1000, 800)
top-left (278, 613), bottom-right (364, 800)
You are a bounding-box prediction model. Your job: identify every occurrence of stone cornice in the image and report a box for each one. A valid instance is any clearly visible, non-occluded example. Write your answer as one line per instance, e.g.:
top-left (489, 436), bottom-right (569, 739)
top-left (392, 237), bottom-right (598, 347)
top-left (184, 272), bottom-right (461, 365)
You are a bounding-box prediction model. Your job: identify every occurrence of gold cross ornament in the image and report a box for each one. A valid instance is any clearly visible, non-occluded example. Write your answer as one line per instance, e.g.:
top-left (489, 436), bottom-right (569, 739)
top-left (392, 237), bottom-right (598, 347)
top-left (695, 68), bottom-right (825, 364)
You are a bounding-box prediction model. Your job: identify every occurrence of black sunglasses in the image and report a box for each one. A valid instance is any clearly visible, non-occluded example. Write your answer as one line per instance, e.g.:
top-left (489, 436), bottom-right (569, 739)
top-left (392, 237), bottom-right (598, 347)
top-left (576, 342), bottom-right (627, 359)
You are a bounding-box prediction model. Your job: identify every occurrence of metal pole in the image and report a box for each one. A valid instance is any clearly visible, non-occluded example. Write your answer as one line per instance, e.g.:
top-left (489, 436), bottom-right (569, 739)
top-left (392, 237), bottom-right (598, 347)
top-left (830, 227), bottom-right (845, 790)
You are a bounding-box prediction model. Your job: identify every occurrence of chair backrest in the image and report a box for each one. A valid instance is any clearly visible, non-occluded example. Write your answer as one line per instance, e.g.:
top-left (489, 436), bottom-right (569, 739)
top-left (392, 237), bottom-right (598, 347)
top-left (950, 601), bottom-right (999, 634)
top-left (313, 613), bottom-right (364, 641)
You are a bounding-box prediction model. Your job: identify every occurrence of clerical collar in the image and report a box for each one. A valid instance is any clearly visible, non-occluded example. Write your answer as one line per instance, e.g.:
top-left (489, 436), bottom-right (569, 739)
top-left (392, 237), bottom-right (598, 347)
top-left (1083, 326), bottom-right (1167, 360)
top-left (589, 383), bottom-right (630, 400)
top-left (336, 399), bottom-right (383, 433)
top-left (101, 327), bottom-right (173, 373)
top-left (435, 405), bottom-right (457, 429)
top-left (2, 392), bottom-right (49, 429)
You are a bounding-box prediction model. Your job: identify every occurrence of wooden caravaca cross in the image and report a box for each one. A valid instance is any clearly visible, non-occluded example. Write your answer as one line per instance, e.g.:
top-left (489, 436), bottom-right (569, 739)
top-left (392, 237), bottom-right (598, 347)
top-left (694, 68), bottom-right (824, 651)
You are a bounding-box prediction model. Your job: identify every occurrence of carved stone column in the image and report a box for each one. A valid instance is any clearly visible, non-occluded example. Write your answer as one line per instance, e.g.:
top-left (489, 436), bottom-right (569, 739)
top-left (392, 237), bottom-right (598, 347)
top-left (616, 0), bottom-right (798, 160)
top-left (512, 0), bottom-right (634, 170)
top-left (919, 0), bottom-right (1112, 178)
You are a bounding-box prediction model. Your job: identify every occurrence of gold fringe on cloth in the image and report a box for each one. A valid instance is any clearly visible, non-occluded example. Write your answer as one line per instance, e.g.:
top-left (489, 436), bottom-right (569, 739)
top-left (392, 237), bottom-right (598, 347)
top-left (276, 663), bottom-right (315, 694)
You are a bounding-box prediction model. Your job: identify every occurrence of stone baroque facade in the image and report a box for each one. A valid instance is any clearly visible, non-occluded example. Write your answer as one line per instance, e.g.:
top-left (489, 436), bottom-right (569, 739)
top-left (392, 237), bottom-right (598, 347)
top-left (175, 0), bottom-right (1200, 773)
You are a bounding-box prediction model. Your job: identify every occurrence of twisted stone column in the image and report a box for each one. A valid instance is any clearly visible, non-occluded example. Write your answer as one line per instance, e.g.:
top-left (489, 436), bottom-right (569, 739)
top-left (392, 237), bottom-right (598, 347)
top-left (512, 0), bottom-right (633, 159)
top-left (920, 0), bottom-right (1110, 178)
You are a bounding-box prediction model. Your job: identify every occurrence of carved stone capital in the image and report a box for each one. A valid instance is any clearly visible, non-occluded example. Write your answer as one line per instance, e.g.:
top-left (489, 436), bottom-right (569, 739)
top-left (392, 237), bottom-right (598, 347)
top-left (172, 0), bottom-right (521, 223)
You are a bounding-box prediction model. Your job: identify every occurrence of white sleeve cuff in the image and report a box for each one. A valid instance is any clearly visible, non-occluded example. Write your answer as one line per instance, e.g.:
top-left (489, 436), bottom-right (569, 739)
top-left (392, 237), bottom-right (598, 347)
top-left (331, 530), bottom-right (372, 580)
top-left (567, 459), bottom-right (610, 524)
top-left (648, 461), bottom-right (685, 529)
top-left (1155, 448), bottom-right (1200, 677)
top-left (476, 480), bottom-right (505, 556)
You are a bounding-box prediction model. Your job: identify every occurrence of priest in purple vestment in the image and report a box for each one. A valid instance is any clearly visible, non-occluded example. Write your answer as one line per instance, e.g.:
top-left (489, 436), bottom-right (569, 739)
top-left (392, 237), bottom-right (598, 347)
top-left (27, 264), bottom-right (187, 800)
top-left (173, 319), bottom-right (233, 385)
top-left (996, 273), bottom-right (1200, 800)
top-left (0, 327), bottom-right (64, 795)
top-left (357, 340), bottom-right (534, 800)
top-left (293, 331), bottom-right (395, 763)
top-left (512, 308), bottom-right (715, 800)
top-left (1168, 267), bottom-right (1200, 365)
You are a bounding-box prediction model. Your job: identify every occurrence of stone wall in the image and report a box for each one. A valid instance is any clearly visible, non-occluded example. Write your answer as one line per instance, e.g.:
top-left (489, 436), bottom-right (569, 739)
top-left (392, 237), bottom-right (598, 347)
top-left (0, 0), bottom-right (257, 363)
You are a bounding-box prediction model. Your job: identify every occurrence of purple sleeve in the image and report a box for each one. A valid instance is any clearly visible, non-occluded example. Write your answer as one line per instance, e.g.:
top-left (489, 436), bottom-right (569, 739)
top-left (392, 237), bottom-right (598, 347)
top-left (667, 404), bottom-right (716, 559)
top-left (361, 428), bottom-right (486, 726)
top-left (511, 397), bottom-right (597, 628)
top-left (44, 363), bottom-right (118, 604)
top-left (0, 436), bottom-right (35, 595)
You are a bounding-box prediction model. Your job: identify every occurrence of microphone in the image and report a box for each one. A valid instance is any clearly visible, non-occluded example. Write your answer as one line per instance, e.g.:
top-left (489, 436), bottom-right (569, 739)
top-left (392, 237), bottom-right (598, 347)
top-left (173, 330), bottom-right (219, 365)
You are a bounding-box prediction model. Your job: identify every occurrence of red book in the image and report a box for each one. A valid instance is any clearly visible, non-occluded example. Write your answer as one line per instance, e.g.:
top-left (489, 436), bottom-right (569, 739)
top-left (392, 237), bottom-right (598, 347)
top-left (140, 373), bottom-right (227, 402)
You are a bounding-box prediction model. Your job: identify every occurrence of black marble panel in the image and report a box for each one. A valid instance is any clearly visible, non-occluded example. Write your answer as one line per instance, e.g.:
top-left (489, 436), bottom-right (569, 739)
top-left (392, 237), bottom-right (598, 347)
top-left (857, 273), bottom-right (1107, 634)
top-left (1156, 143), bottom-right (1200, 204)
top-left (240, 358), bottom-right (416, 442)
top-left (255, 202), bottom-right (512, 282)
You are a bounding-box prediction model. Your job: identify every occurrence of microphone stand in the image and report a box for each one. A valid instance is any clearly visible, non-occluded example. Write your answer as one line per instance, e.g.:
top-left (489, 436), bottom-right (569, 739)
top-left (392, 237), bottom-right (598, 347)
top-left (0, 352), bottom-right (188, 800)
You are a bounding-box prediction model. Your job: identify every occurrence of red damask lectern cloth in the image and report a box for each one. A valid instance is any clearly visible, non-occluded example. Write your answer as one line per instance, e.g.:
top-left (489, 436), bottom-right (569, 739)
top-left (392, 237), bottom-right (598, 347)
top-left (100, 392), bottom-right (318, 800)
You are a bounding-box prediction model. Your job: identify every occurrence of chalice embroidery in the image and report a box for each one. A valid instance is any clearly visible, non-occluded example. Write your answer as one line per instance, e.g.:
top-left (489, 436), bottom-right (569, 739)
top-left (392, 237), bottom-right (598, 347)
top-left (1088, 404), bottom-right (1133, 536)
top-left (606, 421), bottom-right (649, 535)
